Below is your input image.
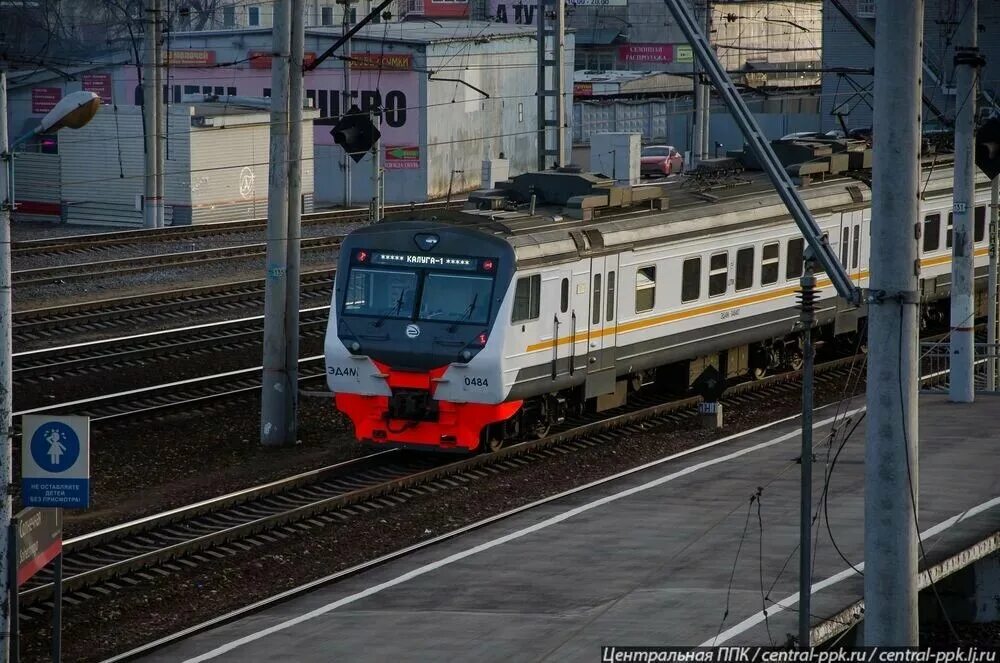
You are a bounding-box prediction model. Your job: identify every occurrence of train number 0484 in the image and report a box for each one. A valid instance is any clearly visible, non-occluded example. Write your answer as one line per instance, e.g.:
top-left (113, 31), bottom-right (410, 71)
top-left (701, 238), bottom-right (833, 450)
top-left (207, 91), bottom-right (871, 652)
top-left (464, 376), bottom-right (489, 387)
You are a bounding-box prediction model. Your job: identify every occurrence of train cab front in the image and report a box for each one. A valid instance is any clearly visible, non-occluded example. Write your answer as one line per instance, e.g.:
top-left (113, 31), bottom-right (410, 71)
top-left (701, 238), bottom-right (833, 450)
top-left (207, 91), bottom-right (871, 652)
top-left (324, 222), bottom-right (520, 452)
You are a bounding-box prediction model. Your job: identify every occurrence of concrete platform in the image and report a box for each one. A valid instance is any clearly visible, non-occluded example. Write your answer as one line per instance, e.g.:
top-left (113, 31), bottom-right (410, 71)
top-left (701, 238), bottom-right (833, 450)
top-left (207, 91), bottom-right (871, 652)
top-left (146, 394), bottom-right (1000, 662)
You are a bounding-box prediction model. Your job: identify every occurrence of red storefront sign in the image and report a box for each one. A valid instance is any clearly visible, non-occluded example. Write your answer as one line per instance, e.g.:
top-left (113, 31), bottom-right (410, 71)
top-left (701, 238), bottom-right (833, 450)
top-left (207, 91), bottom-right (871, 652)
top-left (31, 87), bottom-right (61, 114)
top-left (166, 50), bottom-right (217, 67)
top-left (82, 73), bottom-right (113, 104)
top-left (573, 83), bottom-right (593, 97)
top-left (385, 146), bottom-right (420, 169)
top-left (617, 44), bottom-right (674, 64)
top-left (248, 51), bottom-right (318, 69)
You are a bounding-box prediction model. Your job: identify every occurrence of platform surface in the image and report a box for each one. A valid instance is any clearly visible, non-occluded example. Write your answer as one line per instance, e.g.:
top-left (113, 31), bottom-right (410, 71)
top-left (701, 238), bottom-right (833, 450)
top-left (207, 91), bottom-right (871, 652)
top-left (145, 394), bottom-right (1000, 662)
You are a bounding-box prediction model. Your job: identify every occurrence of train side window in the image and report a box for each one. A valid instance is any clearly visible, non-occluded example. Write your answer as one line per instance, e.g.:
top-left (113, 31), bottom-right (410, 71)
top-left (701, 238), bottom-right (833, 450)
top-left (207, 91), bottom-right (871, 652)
top-left (947, 213), bottom-right (953, 249)
top-left (761, 243), bottom-right (779, 285)
top-left (681, 258), bottom-right (701, 303)
top-left (606, 271), bottom-right (616, 322)
top-left (511, 274), bottom-right (541, 323)
top-left (923, 214), bottom-right (940, 252)
top-left (709, 252), bottom-right (728, 297)
top-left (786, 238), bottom-right (804, 280)
top-left (840, 228), bottom-right (850, 267)
top-left (851, 225), bottom-right (861, 269)
top-left (735, 247), bottom-right (754, 291)
top-left (975, 206), bottom-right (986, 243)
top-left (560, 278), bottom-right (569, 313)
top-left (592, 273), bottom-right (602, 325)
top-left (635, 265), bottom-right (656, 312)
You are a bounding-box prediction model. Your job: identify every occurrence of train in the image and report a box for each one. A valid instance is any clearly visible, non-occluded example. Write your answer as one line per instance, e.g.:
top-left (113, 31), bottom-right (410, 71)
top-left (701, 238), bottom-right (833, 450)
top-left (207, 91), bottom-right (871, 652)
top-left (324, 148), bottom-right (994, 452)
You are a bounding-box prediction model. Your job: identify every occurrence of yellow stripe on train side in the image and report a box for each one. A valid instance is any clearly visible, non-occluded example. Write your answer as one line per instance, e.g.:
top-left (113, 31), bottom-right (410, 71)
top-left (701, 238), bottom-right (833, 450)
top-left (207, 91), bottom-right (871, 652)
top-left (524, 248), bottom-right (987, 354)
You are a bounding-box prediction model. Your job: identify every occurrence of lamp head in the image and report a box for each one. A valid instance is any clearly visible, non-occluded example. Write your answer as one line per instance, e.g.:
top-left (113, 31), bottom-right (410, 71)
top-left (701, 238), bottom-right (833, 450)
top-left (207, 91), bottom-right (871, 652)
top-left (38, 91), bottom-right (101, 133)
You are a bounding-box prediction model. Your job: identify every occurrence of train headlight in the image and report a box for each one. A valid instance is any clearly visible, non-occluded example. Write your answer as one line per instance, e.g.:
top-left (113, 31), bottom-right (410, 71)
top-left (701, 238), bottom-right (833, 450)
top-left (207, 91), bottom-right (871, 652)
top-left (460, 350), bottom-right (473, 361)
top-left (349, 341), bottom-right (361, 353)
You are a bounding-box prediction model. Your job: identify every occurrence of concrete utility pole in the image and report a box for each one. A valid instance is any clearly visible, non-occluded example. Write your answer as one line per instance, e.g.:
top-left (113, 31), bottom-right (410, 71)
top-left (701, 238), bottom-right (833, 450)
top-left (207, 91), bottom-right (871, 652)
top-left (864, 0), bottom-right (922, 645)
top-left (143, 0), bottom-right (161, 229)
top-left (0, 71), bottom-right (12, 663)
top-left (340, 0), bottom-right (353, 205)
top-left (989, 177), bottom-right (999, 390)
top-left (536, 0), bottom-right (566, 169)
top-left (285, 0), bottom-right (304, 441)
top-left (261, 0), bottom-right (292, 447)
top-left (154, 0), bottom-right (165, 228)
top-left (371, 110), bottom-right (383, 222)
top-left (949, 0), bottom-right (979, 403)
top-left (691, 0), bottom-right (707, 166)
top-left (701, 2), bottom-right (711, 159)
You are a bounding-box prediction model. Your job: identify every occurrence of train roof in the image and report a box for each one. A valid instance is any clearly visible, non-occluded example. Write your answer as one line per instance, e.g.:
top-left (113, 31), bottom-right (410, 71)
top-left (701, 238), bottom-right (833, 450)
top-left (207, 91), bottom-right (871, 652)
top-left (396, 146), bottom-right (992, 269)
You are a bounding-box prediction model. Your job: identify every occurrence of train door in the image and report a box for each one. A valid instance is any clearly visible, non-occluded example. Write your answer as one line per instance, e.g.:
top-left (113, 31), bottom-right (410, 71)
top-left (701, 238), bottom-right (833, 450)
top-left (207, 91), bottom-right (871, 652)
top-left (585, 255), bottom-right (619, 398)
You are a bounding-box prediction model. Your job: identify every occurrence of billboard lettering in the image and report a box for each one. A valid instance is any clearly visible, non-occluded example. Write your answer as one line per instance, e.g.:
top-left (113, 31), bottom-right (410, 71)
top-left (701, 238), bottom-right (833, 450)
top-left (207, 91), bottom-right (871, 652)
top-left (618, 44), bottom-right (674, 64)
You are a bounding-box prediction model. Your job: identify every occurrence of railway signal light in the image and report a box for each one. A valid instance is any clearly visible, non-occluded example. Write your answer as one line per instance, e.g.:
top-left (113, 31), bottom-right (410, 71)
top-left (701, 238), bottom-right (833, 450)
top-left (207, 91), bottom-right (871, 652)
top-left (331, 105), bottom-right (381, 163)
top-left (975, 117), bottom-right (1000, 180)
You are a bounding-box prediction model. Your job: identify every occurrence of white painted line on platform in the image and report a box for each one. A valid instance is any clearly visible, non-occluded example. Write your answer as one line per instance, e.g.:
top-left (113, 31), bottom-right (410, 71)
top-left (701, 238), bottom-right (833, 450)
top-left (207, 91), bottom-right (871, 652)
top-left (704, 494), bottom-right (1000, 646)
top-left (182, 406), bottom-right (862, 662)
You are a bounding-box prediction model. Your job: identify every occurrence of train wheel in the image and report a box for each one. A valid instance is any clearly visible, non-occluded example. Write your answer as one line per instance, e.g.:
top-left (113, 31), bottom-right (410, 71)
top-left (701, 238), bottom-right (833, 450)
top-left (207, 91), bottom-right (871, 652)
top-left (788, 350), bottom-right (804, 372)
top-left (530, 421), bottom-right (551, 439)
top-left (480, 424), bottom-right (506, 453)
top-left (751, 365), bottom-right (768, 380)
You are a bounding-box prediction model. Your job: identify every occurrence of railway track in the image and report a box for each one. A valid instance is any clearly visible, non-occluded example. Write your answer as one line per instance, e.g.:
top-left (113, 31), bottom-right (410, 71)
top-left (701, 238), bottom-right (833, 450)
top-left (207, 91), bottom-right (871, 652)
top-left (13, 235), bottom-right (343, 287)
top-left (14, 355), bottom-right (327, 424)
top-left (16, 353), bottom-right (869, 614)
top-left (12, 200), bottom-right (461, 261)
top-left (14, 271), bottom-right (333, 345)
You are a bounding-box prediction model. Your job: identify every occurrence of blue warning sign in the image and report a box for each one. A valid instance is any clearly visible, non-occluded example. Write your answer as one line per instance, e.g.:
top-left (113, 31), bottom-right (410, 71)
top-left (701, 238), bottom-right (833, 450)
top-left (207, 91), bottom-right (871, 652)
top-left (21, 415), bottom-right (90, 509)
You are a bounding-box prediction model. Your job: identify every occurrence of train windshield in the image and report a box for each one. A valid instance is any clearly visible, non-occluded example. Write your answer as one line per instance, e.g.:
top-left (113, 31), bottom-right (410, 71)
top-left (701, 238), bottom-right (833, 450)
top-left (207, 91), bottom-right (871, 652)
top-left (343, 268), bottom-right (418, 319)
top-left (418, 273), bottom-right (494, 324)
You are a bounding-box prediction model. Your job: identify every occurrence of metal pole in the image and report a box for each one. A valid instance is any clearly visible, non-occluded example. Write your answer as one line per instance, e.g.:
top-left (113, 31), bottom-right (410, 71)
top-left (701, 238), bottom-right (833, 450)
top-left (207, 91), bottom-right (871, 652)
top-left (700, 1), bottom-right (711, 160)
top-left (864, 0), bottom-right (921, 645)
top-left (988, 177), bottom-right (999, 390)
top-left (142, 0), bottom-right (159, 229)
top-left (7, 522), bottom-right (16, 663)
top-left (51, 550), bottom-right (61, 663)
top-left (0, 71), bottom-right (12, 663)
top-left (798, 258), bottom-right (816, 649)
top-left (536, 0), bottom-right (545, 171)
top-left (153, 0), bottom-right (165, 228)
top-left (370, 110), bottom-right (382, 222)
top-left (285, 0), bottom-right (304, 442)
top-left (260, 0), bottom-right (292, 447)
top-left (341, 0), bottom-right (352, 206)
top-left (554, 0), bottom-right (565, 167)
top-left (949, 0), bottom-right (978, 403)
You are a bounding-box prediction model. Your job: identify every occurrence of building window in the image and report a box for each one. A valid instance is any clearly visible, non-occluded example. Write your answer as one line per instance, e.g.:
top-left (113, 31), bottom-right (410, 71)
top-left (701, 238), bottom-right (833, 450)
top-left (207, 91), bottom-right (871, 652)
top-left (681, 257), bottom-right (701, 303)
top-left (975, 206), bottom-right (986, 243)
top-left (635, 266), bottom-right (656, 312)
top-left (606, 271), bottom-right (615, 322)
top-left (735, 247), bottom-right (754, 291)
top-left (249, 6), bottom-right (260, 26)
top-left (223, 5), bottom-right (236, 26)
top-left (761, 243), bottom-right (779, 285)
top-left (786, 237), bottom-right (804, 280)
top-left (560, 278), bottom-right (569, 313)
top-left (322, 6), bottom-right (334, 25)
top-left (512, 274), bottom-right (541, 322)
top-left (709, 252), bottom-right (728, 297)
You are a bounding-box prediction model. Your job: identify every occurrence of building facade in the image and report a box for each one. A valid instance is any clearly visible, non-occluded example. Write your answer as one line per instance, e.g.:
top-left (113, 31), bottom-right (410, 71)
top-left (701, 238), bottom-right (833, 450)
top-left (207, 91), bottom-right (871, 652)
top-left (820, 0), bottom-right (1000, 131)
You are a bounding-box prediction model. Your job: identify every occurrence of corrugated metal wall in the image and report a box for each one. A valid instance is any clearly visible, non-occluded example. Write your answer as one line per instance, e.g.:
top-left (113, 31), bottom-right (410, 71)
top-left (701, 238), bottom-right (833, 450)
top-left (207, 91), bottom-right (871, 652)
top-left (11, 153), bottom-right (61, 224)
top-left (573, 96), bottom-right (821, 152)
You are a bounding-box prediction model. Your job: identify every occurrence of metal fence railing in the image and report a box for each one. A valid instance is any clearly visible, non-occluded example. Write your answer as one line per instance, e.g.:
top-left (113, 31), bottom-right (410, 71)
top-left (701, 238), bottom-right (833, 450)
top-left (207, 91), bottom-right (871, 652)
top-left (920, 339), bottom-right (1000, 393)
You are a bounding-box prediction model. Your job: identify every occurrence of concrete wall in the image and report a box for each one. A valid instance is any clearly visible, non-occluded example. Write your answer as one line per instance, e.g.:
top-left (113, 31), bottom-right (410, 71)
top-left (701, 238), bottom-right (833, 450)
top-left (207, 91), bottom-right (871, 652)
top-left (573, 95), bottom-right (821, 153)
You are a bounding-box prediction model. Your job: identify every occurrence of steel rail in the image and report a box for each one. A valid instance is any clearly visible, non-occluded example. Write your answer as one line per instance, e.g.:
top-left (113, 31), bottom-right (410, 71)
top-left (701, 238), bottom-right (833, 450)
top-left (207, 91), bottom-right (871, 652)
top-left (12, 199), bottom-right (464, 258)
top-left (13, 271), bottom-right (334, 341)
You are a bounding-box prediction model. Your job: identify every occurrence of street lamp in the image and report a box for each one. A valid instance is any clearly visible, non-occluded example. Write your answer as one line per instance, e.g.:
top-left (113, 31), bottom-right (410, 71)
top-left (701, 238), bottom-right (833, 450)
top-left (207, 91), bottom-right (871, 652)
top-left (0, 75), bottom-right (100, 659)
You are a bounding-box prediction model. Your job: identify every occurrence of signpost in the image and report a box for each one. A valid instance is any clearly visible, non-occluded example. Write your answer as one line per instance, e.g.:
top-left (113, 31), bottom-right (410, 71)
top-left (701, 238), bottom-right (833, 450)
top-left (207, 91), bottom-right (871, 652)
top-left (14, 415), bottom-right (88, 662)
top-left (22, 415), bottom-right (90, 509)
